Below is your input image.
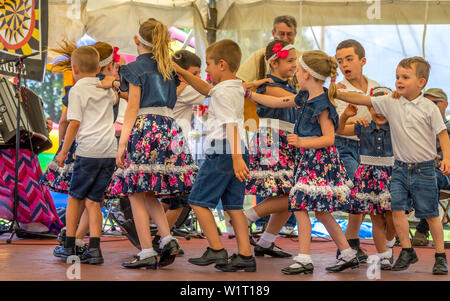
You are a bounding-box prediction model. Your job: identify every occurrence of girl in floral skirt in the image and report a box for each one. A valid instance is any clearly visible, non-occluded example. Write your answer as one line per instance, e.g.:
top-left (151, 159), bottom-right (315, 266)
top-left (247, 50), bottom-right (360, 274)
top-left (244, 39), bottom-right (298, 258)
top-left (101, 18), bottom-right (197, 269)
top-left (337, 87), bottom-right (397, 270)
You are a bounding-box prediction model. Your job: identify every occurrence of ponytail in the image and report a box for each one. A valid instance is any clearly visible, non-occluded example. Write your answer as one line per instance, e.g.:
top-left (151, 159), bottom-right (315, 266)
top-left (258, 53), bottom-right (266, 80)
top-left (49, 39), bottom-right (77, 72)
top-left (327, 56), bottom-right (338, 107)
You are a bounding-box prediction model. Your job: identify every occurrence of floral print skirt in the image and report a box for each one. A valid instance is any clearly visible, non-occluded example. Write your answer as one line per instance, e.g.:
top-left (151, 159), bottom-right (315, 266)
top-left (289, 145), bottom-right (354, 212)
top-left (107, 114), bottom-right (197, 198)
top-left (350, 164), bottom-right (392, 214)
top-left (39, 139), bottom-right (77, 194)
top-left (246, 127), bottom-right (295, 198)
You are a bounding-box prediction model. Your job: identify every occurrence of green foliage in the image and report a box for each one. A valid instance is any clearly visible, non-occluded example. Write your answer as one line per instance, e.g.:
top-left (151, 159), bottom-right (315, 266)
top-left (25, 70), bottom-right (63, 122)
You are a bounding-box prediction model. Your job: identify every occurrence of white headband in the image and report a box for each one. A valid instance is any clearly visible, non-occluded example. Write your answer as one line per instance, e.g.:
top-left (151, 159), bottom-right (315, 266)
top-left (267, 44), bottom-right (295, 65)
top-left (298, 55), bottom-right (327, 81)
top-left (99, 53), bottom-right (113, 67)
top-left (137, 32), bottom-right (153, 48)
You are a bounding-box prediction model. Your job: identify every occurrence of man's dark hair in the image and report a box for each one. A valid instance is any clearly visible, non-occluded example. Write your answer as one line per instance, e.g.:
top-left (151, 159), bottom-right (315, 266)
top-left (336, 39), bottom-right (365, 59)
top-left (172, 50), bottom-right (201, 70)
top-left (273, 15), bottom-right (297, 32)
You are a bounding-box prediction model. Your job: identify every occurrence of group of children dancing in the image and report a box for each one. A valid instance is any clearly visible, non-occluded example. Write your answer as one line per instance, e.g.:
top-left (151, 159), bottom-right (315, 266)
top-left (41, 17), bottom-right (448, 276)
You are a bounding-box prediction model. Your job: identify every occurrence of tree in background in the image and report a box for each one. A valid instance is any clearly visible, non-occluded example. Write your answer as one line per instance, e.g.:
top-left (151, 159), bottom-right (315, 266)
top-left (26, 71), bottom-right (63, 122)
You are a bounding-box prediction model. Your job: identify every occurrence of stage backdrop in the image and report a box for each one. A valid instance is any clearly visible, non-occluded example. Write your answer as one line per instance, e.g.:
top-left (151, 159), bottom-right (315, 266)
top-left (0, 0), bottom-right (48, 82)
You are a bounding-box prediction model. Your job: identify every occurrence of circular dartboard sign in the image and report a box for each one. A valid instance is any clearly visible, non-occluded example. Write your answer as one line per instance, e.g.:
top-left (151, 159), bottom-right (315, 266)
top-left (0, 0), bottom-right (36, 53)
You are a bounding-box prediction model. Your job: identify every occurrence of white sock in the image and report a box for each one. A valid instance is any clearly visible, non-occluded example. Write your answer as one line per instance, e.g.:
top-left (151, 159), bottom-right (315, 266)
top-left (160, 234), bottom-right (175, 249)
top-left (340, 248), bottom-right (357, 261)
top-left (75, 239), bottom-right (85, 247)
top-left (386, 238), bottom-right (396, 249)
top-left (244, 208), bottom-right (260, 223)
top-left (137, 248), bottom-right (158, 259)
top-left (257, 231), bottom-right (276, 248)
top-left (293, 253), bottom-right (313, 265)
top-left (376, 250), bottom-right (392, 260)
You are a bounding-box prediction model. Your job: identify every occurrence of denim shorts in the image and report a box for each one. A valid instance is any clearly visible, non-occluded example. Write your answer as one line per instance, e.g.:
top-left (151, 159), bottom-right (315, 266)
top-left (335, 136), bottom-right (360, 181)
top-left (69, 156), bottom-right (116, 203)
top-left (390, 160), bottom-right (439, 219)
top-left (189, 140), bottom-right (249, 210)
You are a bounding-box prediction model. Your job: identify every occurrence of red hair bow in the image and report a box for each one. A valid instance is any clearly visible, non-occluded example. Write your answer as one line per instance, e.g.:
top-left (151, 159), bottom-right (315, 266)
top-left (113, 47), bottom-right (121, 63)
top-left (272, 43), bottom-right (283, 53)
top-left (272, 43), bottom-right (289, 60)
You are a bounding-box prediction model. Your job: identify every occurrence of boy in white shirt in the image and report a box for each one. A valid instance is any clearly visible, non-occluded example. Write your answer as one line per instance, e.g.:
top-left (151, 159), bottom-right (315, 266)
top-left (337, 56), bottom-right (449, 275)
top-left (53, 46), bottom-right (118, 265)
top-left (174, 39), bottom-right (256, 272)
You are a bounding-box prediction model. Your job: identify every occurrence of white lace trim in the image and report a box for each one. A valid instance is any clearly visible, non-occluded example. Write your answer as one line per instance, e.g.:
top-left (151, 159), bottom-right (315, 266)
top-left (360, 155), bottom-right (394, 167)
top-left (138, 106), bottom-right (174, 118)
top-left (47, 161), bottom-right (74, 174)
top-left (249, 169), bottom-right (293, 179)
top-left (355, 190), bottom-right (391, 203)
top-left (289, 181), bottom-right (353, 200)
top-left (258, 118), bottom-right (294, 133)
top-left (115, 163), bottom-right (198, 177)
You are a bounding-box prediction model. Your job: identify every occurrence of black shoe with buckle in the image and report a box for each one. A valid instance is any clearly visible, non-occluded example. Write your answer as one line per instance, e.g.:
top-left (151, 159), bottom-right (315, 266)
top-left (75, 243), bottom-right (88, 256)
top-left (122, 255), bottom-right (158, 269)
top-left (432, 254), bottom-right (448, 275)
top-left (326, 256), bottom-right (359, 272)
top-left (188, 247), bottom-right (228, 266)
top-left (380, 255), bottom-right (393, 270)
top-left (159, 239), bottom-right (180, 267)
top-left (53, 246), bottom-right (77, 261)
top-left (282, 262), bottom-right (314, 275)
top-left (214, 254), bottom-right (256, 272)
top-left (391, 249), bottom-right (418, 271)
top-left (254, 243), bottom-right (292, 258)
top-left (79, 248), bottom-right (104, 265)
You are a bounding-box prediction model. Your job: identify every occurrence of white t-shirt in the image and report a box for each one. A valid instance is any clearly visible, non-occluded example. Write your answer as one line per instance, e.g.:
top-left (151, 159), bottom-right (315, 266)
top-left (371, 93), bottom-right (446, 163)
top-left (206, 79), bottom-right (245, 147)
top-left (115, 98), bottom-right (128, 124)
top-left (67, 77), bottom-right (117, 158)
top-left (173, 85), bottom-right (205, 138)
top-left (335, 76), bottom-right (379, 140)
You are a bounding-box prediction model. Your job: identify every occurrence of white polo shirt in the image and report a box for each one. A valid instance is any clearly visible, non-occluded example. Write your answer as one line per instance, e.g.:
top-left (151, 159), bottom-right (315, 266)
top-left (371, 93), bottom-right (446, 163)
top-left (335, 76), bottom-right (379, 140)
top-left (67, 77), bottom-right (117, 158)
top-left (173, 85), bottom-right (205, 138)
top-left (206, 79), bottom-right (246, 146)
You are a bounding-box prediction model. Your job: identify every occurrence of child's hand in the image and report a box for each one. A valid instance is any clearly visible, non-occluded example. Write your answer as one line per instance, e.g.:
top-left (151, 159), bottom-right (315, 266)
top-left (264, 78), bottom-right (274, 84)
top-left (441, 158), bottom-right (450, 175)
top-left (343, 104), bottom-right (358, 118)
top-left (336, 82), bottom-right (347, 90)
top-left (172, 61), bottom-right (183, 74)
top-left (349, 118), bottom-right (370, 127)
top-left (116, 144), bottom-right (126, 169)
top-left (46, 117), bottom-right (53, 133)
top-left (232, 156), bottom-right (249, 182)
top-left (392, 90), bottom-right (400, 99)
top-left (287, 134), bottom-right (302, 148)
top-left (55, 151), bottom-right (67, 168)
top-left (96, 76), bottom-right (116, 89)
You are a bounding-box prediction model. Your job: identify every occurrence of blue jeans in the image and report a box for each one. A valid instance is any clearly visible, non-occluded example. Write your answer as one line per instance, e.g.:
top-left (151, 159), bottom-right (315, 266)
top-left (335, 136), bottom-right (360, 181)
top-left (391, 160), bottom-right (439, 219)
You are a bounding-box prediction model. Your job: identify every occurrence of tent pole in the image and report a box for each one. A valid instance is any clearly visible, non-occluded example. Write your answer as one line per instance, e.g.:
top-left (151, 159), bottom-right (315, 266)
top-left (207, 0), bottom-right (218, 44)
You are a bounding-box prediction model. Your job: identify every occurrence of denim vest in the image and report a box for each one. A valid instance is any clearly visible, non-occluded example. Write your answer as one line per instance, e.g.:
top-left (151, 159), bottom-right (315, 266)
top-left (355, 121), bottom-right (393, 157)
top-left (293, 88), bottom-right (339, 137)
top-left (118, 53), bottom-right (179, 109)
top-left (96, 73), bottom-right (119, 122)
top-left (256, 74), bottom-right (298, 124)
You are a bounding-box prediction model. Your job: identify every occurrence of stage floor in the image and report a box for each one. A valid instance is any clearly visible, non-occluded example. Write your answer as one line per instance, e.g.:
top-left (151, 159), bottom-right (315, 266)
top-left (0, 233), bottom-right (448, 281)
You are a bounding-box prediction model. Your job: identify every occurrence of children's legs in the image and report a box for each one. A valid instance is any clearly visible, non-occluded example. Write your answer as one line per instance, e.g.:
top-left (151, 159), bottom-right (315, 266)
top-left (166, 208), bottom-right (184, 230)
top-left (294, 211), bottom-right (311, 254)
top-left (384, 211), bottom-right (396, 241)
top-left (129, 192), bottom-right (152, 250)
top-left (227, 209), bottom-right (252, 256)
top-left (66, 195), bottom-right (86, 237)
top-left (253, 195), bottom-right (289, 218)
top-left (392, 210), bottom-right (412, 248)
top-left (345, 213), bottom-right (363, 239)
top-left (75, 209), bottom-right (89, 240)
top-left (191, 205), bottom-right (223, 250)
top-left (370, 214), bottom-right (387, 253)
top-left (426, 217), bottom-right (445, 253)
top-left (315, 211), bottom-right (351, 251)
top-left (84, 198), bottom-right (102, 238)
top-left (264, 210), bottom-right (293, 235)
top-left (144, 192), bottom-right (171, 238)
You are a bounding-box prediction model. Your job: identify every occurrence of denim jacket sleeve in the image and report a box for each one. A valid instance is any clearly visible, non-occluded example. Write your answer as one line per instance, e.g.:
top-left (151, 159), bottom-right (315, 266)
top-left (311, 98), bottom-right (339, 131)
top-left (354, 122), bottom-right (362, 138)
top-left (119, 64), bottom-right (141, 92)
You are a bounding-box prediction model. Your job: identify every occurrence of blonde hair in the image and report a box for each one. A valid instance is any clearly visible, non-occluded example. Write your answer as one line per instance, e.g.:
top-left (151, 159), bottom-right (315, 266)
top-left (301, 50), bottom-right (339, 106)
top-left (206, 39), bottom-right (241, 73)
top-left (139, 18), bottom-right (174, 80)
top-left (71, 46), bottom-right (100, 73)
top-left (50, 40), bottom-right (114, 72)
top-left (398, 56), bottom-right (430, 85)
